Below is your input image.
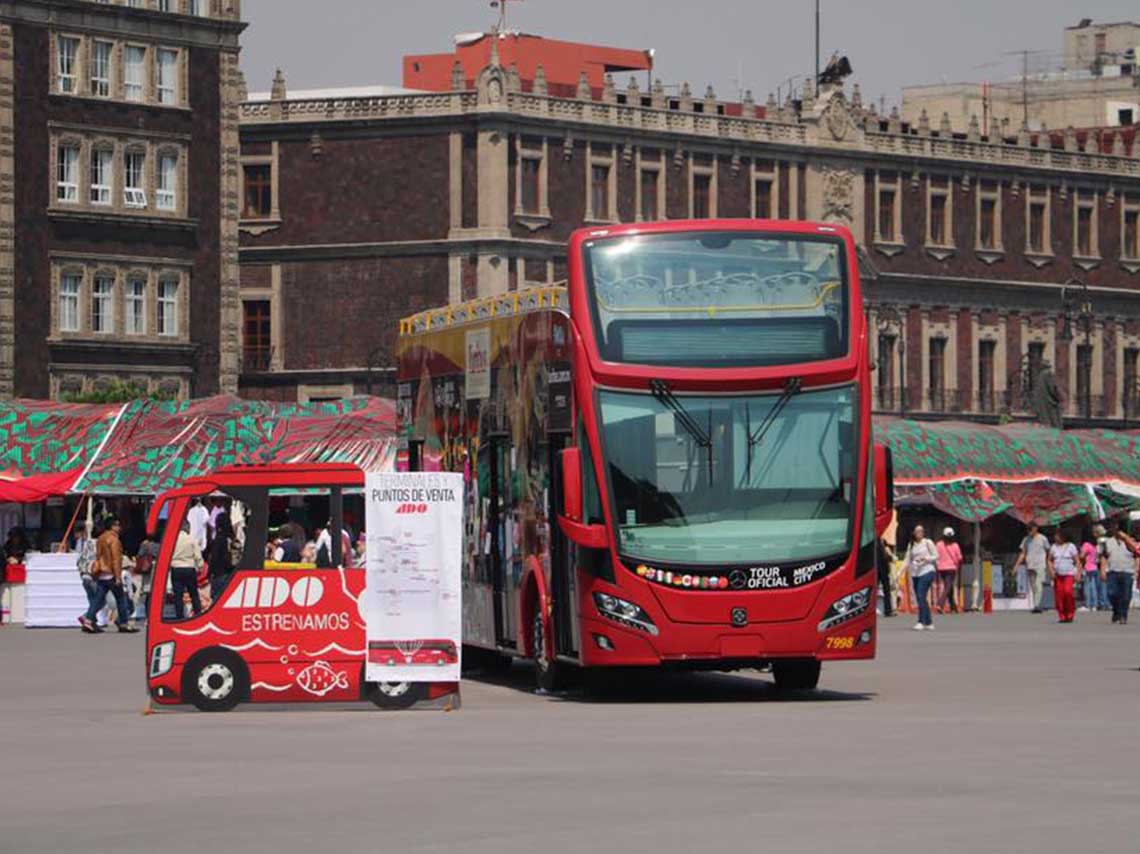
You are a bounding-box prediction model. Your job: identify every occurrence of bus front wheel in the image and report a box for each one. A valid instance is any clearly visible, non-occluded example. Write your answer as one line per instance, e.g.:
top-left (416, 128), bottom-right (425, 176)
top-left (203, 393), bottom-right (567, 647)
top-left (532, 610), bottom-right (572, 693)
top-left (183, 649), bottom-right (249, 712)
top-left (772, 659), bottom-right (821, 692)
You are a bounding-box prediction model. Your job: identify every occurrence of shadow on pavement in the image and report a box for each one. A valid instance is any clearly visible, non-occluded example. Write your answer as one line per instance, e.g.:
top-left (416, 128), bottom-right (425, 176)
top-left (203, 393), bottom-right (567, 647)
top-left (463, 661), bottom-right (874, 704)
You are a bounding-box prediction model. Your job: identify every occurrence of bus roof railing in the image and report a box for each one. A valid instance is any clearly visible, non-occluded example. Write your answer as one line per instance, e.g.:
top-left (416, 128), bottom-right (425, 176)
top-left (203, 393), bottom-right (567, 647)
top-left (399, 285), bottom-right (568, 337)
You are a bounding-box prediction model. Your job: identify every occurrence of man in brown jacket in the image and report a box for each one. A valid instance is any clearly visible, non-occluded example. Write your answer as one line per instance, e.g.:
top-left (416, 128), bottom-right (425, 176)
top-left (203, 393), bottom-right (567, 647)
top-left (79, 516), bottom-right (138, 634)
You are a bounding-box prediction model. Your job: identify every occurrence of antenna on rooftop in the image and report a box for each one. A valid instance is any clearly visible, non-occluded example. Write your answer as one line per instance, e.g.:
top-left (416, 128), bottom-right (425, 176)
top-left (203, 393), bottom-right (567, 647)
top-left (489, 0), bottom-right (523, 33)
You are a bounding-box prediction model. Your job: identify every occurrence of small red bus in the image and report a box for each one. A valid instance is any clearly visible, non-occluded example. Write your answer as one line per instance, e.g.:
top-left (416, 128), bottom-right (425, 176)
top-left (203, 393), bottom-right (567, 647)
top-left (398, 219), bottom-right (893, 692)
top-left (144, 464), bottom-right (456, 711)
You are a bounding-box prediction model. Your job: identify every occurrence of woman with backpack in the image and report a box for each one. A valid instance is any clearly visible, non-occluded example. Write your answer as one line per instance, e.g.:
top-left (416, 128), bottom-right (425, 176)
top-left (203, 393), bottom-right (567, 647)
top-left (903, 524), bottom-right (939, 631)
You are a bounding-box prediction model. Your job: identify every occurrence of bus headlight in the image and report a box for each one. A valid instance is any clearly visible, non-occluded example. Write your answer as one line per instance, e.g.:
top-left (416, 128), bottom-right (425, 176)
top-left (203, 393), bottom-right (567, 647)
top-left (593, 592), bottom-right (659, 636)
top-left (818, 587), bottom-right (872, 632)
top-left (150, 642), bottom-right (175, 678)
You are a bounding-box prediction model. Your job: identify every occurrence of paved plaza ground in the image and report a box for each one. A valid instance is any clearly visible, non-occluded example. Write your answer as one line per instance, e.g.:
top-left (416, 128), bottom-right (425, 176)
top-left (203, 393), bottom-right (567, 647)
top-left (0, 612), bottom-right (1136, 854)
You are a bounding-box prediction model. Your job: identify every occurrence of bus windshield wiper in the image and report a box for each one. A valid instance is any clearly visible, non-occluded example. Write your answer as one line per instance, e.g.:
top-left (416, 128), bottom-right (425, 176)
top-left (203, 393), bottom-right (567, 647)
top-left (650, 379), bottom-right (714, 486)
top-left (744, 378), bottom-right (802, 484)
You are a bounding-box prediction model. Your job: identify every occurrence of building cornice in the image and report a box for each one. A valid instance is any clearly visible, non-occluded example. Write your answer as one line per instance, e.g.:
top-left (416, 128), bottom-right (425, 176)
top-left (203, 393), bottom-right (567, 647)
top-left (240, 86), bottom-right (1140, 184)
top-left (0, 0), bottom-right (245, 48)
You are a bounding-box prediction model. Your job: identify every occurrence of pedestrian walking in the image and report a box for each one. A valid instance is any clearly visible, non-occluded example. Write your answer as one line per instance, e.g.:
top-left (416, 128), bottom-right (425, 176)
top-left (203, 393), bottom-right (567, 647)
top-left (79, 516), bottom-right (138, 634)
top-left (903, 525), bottom-right (938, 631)
top-left (1013, 521), bottom-right (1049, 614)
top-left (1047, 529), bottom-right (1079, 623)
top-left (876, 536), bottom-right (896, 617)
top-left (75, 522), bottom-right (101, 633)
top-left (1079, 533), bottom-right (1101, 612)
top-left (935, 527), bottom-right (963, 614)
top-left (170, 520), bottom-right (203, 620)
top-left (1100, 521), bottom-right (1139, 625)
top-left (1092, 524), bottom-right (1111, 610)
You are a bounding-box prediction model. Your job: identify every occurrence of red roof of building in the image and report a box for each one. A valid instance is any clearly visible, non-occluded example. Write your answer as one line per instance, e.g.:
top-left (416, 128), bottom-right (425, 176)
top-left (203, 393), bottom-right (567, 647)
top-left (404, 32), bottom-right (652, 92)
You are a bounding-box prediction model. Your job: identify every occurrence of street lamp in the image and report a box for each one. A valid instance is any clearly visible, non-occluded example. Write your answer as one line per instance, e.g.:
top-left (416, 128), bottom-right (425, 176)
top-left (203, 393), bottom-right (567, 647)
top-left (875, 306), bottom-right (906, 417)
top-left (1059, 278), bottom-right (1094, 421)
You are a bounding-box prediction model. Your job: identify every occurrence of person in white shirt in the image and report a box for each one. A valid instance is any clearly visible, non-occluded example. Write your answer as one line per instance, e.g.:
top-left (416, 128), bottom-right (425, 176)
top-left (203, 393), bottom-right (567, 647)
top-left (1013, 521), bottom-right (1049, 614)
top-left (1047, 528), bottom-right (1079, 623)
top-left (186, 498), bottom-right (209, 554)
top-left (903, 524), bottom-right (938, 631)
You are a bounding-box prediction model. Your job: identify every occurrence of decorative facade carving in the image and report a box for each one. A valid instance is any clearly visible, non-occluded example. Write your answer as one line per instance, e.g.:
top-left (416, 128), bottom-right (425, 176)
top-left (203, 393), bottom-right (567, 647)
top-left (821, 166), bottom-right (857, 226)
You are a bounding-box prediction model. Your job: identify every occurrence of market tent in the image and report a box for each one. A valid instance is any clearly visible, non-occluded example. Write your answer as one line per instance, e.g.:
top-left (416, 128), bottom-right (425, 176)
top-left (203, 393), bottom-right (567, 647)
top-left (75, 395), bottom-right (397, 495)
top-left (0, 401), bottom-right (120, 476)
top-left (874, 417), bottom-right (1140, 486)
top-left (0, 469), bottom-right (82, 504)
top-left (0, 395), bottom-right (398, 497)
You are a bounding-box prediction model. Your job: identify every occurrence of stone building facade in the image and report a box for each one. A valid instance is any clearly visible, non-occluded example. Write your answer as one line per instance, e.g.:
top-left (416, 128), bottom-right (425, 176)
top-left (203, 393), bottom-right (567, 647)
top-left (1, 0), bottom-right (245, 400)
top-left (238, 35), bottom-right (1140, 425)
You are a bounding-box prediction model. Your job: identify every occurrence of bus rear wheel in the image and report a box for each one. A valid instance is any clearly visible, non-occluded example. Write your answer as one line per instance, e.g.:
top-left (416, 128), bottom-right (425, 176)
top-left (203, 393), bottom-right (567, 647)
top-left (772, 659), bottom-right (821, 692)
top-left (366, 680), bottom-right (427, 710)
top-left (183, 649), bottom-right (248, 713)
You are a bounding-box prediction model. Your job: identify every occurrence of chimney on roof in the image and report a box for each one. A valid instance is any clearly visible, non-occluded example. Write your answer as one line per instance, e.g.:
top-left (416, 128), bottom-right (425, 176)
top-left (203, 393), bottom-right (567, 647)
top-left (270, 68), bottom-right (286, 101)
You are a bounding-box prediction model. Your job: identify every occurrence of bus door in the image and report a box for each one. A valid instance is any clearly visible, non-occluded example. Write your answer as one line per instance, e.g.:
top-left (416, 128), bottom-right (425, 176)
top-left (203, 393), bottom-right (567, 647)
top-left (488, 436), bottom-right (517, 649)
top-left (548, 433), bottom-right (579, 658)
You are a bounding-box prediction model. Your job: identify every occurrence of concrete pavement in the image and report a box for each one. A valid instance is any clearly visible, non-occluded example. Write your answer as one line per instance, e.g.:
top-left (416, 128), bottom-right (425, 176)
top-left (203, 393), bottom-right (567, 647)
top-left (0, 612), bottom-right (1136, 854)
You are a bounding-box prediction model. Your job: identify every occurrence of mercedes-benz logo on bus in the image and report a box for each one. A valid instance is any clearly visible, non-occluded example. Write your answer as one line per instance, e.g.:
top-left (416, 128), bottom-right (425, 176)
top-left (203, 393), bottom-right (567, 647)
top-left (731, 607), bottom-right (748, 627)
top-left (728, 569), bottom-right (748, 590)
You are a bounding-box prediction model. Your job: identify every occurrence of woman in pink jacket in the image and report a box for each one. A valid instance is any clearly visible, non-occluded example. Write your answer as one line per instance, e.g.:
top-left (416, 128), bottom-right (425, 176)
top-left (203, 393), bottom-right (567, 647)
top-left (935, 527), bottom-right (963, 614)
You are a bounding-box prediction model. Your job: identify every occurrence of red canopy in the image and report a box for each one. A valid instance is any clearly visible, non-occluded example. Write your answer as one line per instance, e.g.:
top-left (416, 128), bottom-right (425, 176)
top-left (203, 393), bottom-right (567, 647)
top-left (0, 469), bottom-right (82, 503)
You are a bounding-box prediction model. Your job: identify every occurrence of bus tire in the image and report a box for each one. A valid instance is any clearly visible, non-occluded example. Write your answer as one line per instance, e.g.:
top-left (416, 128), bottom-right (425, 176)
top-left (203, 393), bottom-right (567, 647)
top-left (366, 680), bottom-right (427, 710)
top-left (772, 659), bottom-right (821, 692)
top-left (532, 609), bottom-right (572, 693)
top-left (183, 648), bottom-right (248, 713)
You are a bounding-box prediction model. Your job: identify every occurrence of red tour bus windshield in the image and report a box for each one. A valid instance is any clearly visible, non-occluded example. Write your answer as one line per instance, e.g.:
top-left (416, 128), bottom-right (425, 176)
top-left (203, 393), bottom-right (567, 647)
top-left (582, 230), bottom-right (849, 368)
top-left (599, 384), bottom-right (861, 569)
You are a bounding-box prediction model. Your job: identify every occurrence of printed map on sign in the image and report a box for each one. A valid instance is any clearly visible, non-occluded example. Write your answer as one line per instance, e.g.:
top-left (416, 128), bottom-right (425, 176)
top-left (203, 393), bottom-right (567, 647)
top-left (365, 472), bottom-right (464, 683)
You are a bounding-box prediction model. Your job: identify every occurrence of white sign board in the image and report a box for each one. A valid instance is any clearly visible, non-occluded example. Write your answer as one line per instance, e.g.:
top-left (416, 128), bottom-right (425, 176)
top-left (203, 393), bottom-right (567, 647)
top-left (365, 472), bottom-right (464, 684)
top-left (465, 327), bottom-right (490, 400)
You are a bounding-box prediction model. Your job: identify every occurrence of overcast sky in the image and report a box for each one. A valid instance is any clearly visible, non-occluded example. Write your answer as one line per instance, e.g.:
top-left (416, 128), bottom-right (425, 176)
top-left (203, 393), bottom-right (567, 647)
top-left (241, 1), bottom-right (1137, 106)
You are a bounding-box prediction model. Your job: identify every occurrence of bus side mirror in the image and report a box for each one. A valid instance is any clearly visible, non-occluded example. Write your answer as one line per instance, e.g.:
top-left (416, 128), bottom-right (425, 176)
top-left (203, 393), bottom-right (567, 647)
top-left (558, 447), bottom-right (609, 550)
top-left (874, 443), bottom-right (894, 537)
top-left (561, 447), bottom-right (583, 522)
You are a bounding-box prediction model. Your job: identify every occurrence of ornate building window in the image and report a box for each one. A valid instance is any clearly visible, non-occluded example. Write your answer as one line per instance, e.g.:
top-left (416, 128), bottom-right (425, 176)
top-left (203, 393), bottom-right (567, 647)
top-left (124, 148), bottom-right (147, 208)
top-left (156, 150), bottom-right (178, 211)
top-left (1122, 203), bottom-right (1140, 262)
top-left (157, 275), bottom-right (180, 336)
top-left (90, 40), bottom-right (112, 98)
top-left (752, 160), bottom-right (778, 220)
top-left (241, 163), bottom-right (274, 219)
top-left (242, 300), bottom-right (272, 371)
top-left (926, 176), bottom-right (952, 249)
top-left (157, 48), bottom-right (179, 105)
top-left (56, 142), bottom-right (80, 203)
top-left (689, 155), bottom-right (716, 219)
top-left (124, 45), bottom-right (146, 102)
top-left (875, 172), bottom-right (900, 244)
top-left (91, 272), bottom-right (115, 334)
top-left (976, 180), bottom-right (1003, 258)
top-left (125, 274), bottom-right (147, 335)
top-left (59, 272), bottom-right (81, 333)
top-left (56, 35), bottom-right (80, 94)
top-left (1073, 190), bottom-right (1099, 263)
top-left (636, 149), bottom-right (664, 222)
top-left (585, 143), bottom-right (616, 222)
top-left (1026, 184), bottom-right (1051, 257)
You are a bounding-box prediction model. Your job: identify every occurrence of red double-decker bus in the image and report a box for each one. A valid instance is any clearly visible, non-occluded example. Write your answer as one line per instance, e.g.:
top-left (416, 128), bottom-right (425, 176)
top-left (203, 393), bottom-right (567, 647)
top-left (398, 219), bottom-right (893, 692)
